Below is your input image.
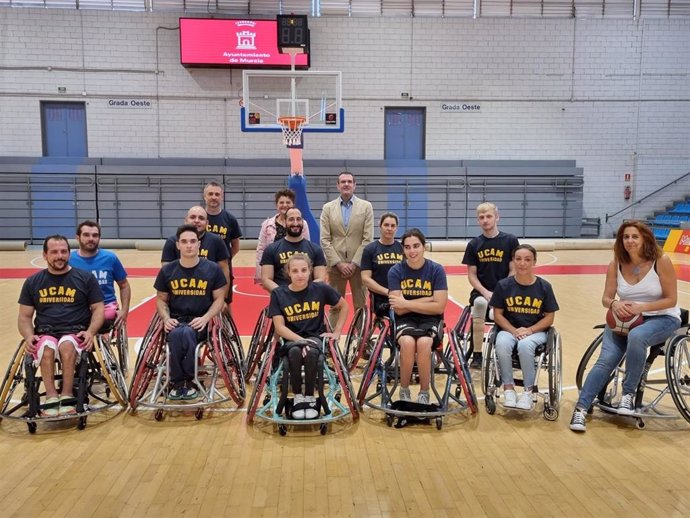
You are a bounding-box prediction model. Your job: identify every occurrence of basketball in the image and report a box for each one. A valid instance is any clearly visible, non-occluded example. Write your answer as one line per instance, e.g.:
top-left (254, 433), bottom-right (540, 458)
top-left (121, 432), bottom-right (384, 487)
top-left (606, 308), bottom-right (644, 336)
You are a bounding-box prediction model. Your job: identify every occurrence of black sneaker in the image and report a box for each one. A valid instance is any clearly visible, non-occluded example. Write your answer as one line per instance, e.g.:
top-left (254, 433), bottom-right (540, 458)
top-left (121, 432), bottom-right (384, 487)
top-left (469, 353), bottom-right (483, 369)
top-left (569, 408), bottom-right (587, 432)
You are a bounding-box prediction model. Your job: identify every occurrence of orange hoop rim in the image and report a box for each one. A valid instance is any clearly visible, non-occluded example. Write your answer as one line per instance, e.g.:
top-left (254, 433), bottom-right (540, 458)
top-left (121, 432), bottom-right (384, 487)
top-left (278, 116), bottom-right (307, 130)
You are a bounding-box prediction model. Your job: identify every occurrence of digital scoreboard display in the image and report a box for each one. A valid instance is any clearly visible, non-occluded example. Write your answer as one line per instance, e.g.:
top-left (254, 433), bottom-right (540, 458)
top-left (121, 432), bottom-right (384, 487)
top-left (179, 18), bottom-right (310, 69)
top-left (277, 14), bottom-right (309, 51)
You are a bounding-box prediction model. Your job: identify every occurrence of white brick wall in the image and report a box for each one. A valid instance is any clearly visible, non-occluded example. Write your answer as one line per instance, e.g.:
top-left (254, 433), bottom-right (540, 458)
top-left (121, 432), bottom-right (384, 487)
top-left (0, 9), bottom-right (689, 228)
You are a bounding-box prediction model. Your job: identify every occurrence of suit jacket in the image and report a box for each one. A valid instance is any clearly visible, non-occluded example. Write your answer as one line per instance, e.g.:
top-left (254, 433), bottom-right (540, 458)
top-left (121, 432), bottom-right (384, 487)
top-left (320, 196), bottom-right (374, 268)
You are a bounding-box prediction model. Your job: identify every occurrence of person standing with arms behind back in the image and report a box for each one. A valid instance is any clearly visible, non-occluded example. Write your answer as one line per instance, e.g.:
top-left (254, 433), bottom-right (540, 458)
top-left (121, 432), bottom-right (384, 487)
top-left (320, 171), bottom-right (374, 324)
top-left (203, 181), bottom-right (242, 312)
top-left (462, 202), bottom-right (519, 369)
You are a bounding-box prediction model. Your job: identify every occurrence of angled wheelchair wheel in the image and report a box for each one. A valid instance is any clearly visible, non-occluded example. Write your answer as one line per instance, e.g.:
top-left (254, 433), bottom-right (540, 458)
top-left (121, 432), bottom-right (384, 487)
top-left (245, 308), bottom-right (272, 382)
top-left (357, 319), bottom-right (391, 407)
top-left (222, 313), bottom-right (245, 366)
top-left (93, 335), bottom-right (128, 407)
top-left (448, 327), bottom-right (478, 413)
top-left (666, 334), bottom-right (690, 424)
top-left (547, 328), bottom-right (562, 415)
top-left (246, 342), bottom-right (276, 424)
top-left (133, 313), bottom-right (162, 375)
top-left (344, 306), bottom-right (370, 371)
top-left (575, 329), bottom-right (623, 409)
top-left (211, 318), bottom-right (246, 406)
top-left (129, 320), bottom-right (166, 409)
top-left (481, 327), bottom-right (498, 397)
top-left (453, 305), bottom-right (473, 362)
top-left (112, 321), bottom-right (129, 379)
top-left (327, 339), bottom-right (359, 419)
top-left (0, 342), bottom-right (27, 415)
top-left (575, 332), bottom-right (604, 391)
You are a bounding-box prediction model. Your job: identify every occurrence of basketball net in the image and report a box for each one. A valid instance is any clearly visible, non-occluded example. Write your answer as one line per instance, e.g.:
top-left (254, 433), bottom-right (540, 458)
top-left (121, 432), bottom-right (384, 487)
top-left (278, 116), bottom-right (306, 147)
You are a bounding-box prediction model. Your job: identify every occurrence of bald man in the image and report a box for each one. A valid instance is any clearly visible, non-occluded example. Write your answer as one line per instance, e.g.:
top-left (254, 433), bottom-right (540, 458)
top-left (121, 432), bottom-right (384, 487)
top-left (161, 206), bottom-right (230, 299)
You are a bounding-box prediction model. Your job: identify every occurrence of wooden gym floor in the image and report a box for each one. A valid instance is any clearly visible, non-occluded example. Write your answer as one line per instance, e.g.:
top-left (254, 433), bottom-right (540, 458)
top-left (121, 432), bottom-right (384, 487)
top-left (1, 247), bottom-right (689, 517)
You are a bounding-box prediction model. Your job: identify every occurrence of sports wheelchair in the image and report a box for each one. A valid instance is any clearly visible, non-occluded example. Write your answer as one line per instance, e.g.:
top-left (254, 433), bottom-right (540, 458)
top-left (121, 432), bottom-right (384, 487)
top-left (343, 294), bottom-right (390, 372)
top-left (452, 304), bottom-right (495, 363)
top-left (244, 307), bottom-right (275, 382)
top-left (129, 313), bottom-right (245, 421)
top-left (575, 309), bottom-right (690, 429)
top-left (481, 325), bottom-right (562, 420)
top-left (0, 333), bottom-right (128, 433)
top-left (246, 333), bottom-right (359, 436)
top-left (100, 319), bottom-right (129, 378)
top-left (356, 313), bottom-right (477, 430)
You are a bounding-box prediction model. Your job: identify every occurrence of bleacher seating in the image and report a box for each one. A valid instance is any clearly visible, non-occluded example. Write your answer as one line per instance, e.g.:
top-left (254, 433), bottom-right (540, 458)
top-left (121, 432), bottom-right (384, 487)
top-left (647, 199), bottom-right (690, 243)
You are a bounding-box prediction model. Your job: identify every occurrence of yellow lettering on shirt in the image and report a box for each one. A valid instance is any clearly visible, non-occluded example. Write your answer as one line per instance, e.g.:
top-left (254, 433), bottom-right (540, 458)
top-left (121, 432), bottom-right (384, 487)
top-left (170, 278), bottom-right (209, 291)
top-left (207, 224), bottom-right (228, 237)
top-left (505, 296), bottom-right (543, 315)
top-left (478, 248), bottom-right (505, 262)
top-left (284, 301), bottom-right (321, 317)
top-left (376, 252), bottom-right (403, 264)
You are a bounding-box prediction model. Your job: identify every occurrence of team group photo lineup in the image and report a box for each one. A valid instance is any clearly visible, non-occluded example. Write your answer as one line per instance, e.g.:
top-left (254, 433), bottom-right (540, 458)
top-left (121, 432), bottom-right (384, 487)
top-left (1, 5), bottom-right (690, 517)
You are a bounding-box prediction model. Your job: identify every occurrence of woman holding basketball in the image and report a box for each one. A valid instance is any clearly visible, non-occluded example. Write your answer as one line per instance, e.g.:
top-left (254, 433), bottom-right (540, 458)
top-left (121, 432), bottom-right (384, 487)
top-left (570, 221), bottom-right (680, 432)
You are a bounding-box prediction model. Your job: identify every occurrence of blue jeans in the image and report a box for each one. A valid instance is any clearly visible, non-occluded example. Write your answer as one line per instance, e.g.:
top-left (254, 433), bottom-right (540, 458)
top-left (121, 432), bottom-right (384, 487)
top-left (576, 315), bottom-right (680, 410)
top-left (495, 330), bottom-right (547, 389)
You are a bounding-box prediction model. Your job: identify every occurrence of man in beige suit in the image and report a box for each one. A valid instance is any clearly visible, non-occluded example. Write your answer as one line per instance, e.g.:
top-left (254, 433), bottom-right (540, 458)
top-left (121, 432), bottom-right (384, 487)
top-left (320, 171), bottom-right (374, 323)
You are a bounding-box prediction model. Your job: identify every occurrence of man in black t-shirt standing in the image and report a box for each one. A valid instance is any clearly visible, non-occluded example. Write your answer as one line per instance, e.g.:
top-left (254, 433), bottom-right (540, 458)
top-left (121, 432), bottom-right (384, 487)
top-left (155, 224), bottom-right (227, 400)
top-left (203, 181), bottom-right (242, 310)
top-left (260, 207), bottom-right (327, 292)
top-left (462, 202), bottom-right (520, 368)
top-left (17, 235), bottom-right (105, 416)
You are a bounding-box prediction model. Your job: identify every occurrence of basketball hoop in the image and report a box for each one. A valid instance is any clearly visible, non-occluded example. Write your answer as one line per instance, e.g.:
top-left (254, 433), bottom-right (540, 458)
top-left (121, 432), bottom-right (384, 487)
top-left (278, 116), bottom-right (306, 147)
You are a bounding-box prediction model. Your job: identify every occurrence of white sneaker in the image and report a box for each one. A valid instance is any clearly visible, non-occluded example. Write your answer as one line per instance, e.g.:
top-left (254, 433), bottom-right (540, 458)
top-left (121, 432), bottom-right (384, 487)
top-left (304, 395), bottom-right (319, 419)
top-left (516, 392), bottom-right (534, 410)
top-left (292, 393), bottom-right (306, 419)
top-left (503, 389), bottom-right (517, 408)
top-left (417, 391), bottom-right (430, 405)
top-left (618, 393), bottom-right (636, 415)
top-left (399, 387), bottom-right (411, 401)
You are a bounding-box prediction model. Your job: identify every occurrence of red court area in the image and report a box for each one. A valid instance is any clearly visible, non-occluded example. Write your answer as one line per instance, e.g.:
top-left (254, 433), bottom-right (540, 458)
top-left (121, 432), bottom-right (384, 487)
top-left (7, 262), bottom-right (690, 338)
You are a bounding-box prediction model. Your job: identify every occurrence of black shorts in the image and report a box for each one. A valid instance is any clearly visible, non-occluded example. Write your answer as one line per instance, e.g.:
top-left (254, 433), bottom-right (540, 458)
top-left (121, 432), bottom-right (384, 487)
top-left (373, 300), bottom-right (391, 319)
top-left (395, 314), bottom-right (443, 349)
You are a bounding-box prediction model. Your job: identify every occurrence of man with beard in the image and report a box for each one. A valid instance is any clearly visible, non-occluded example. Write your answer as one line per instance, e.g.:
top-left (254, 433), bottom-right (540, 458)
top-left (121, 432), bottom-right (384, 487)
top-left (69, 220), bottom-right (131, 326)
top-left (18, 235), bottom-right (105, 416)
top-left (161, 206), bottom-right (231, 304)
top-left (260, 207), bottom-right (327, 292)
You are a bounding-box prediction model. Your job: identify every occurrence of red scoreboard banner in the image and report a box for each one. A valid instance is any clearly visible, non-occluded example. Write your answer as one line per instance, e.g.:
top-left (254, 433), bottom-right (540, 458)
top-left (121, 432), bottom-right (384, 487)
top-left (179, 18), bottom-right (309, 69)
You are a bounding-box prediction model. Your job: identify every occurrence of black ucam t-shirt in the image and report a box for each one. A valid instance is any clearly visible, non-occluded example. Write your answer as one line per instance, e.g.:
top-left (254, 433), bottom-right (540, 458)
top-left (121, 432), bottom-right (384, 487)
top-left (154, 259), bottom-right (227, 319)
top-left (268, 282), bottom-right (341, 339)
top-left (260, 238), bottom-right (327, 287)
top-left (489, 276), bottom-right (559, 329)
top-left (462, 231), bottom-right (520, 301)
top-left (206, 210), bottom-right (242, 255)
top-left (161, 232), bottom-right (230, 264)
top-left (18, 267), bottom-right (104, 332)
top-left (360, 240), bottom-right (404, 307)
top-left (388, 259), bottom-right (448, 319)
